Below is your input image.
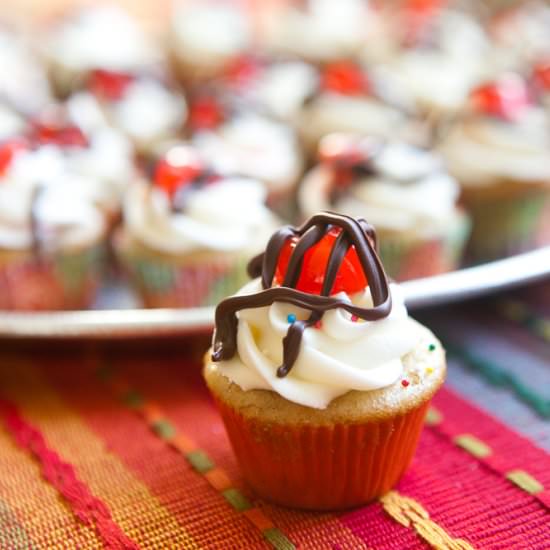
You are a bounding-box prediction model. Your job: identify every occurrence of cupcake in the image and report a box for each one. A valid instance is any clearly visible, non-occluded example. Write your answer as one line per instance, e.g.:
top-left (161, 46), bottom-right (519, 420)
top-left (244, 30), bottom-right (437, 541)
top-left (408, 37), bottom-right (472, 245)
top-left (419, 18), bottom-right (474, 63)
top-left (489, 1), bottom-right (550, 68)
top-left (24, 106), bottom-right (135, 228)
top-left (203, 212), bottom-right (446, 510)
top-left (263, 0), bottom-right (375, 63)
top-left (370, 2), bottom-right (492, 135)
top-left (439, 73), bottom-right (550, 261)
top-left (115, 144), bottom-right (280, 308)
top-left (170, 1), bottom-right (253, 85)
top-left (66, 71), bottom-right (187, 158)
top-left (297, 60), bottom-right (422, 153)
top-left (299, 134), bottom-right (469, 280)
top-left (190, 100), bottom-right (304, 217)
top-left (0, 27), bottom-right (52, 114)
top-left (0, 148), bottom-right (107, 311)
top-left (44, 6), bottom-right (161, 97)
top-left (216, 55), bottom-right (319, 125)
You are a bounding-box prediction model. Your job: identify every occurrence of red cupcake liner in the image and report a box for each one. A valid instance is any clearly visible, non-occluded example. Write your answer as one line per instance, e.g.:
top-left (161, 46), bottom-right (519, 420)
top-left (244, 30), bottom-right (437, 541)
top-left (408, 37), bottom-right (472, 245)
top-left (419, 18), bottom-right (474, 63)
top-left (214, 396), bottom-right (431, 511)
top-left (0, 247), bottom-right (103, 311)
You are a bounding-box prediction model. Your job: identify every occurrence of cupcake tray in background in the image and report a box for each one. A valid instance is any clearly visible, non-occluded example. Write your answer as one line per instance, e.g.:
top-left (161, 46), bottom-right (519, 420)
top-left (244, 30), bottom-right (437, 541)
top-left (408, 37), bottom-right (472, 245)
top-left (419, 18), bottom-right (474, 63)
top-left (0, 245), bottom-right (549, 339)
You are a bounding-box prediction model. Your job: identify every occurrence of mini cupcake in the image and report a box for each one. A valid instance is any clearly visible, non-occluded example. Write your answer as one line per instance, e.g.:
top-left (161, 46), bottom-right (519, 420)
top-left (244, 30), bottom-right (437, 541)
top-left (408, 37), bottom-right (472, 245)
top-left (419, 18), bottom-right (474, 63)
top-left (439, 73), bottom-right (550, 261)
top-left (204, 212), bottom-right (446, 510)
top-left (0, 27), bottom-right (52, 114)
top-left (24, 106), bottom-right (135, 227)
top-left (216, 55), bottom-right (319, 125)
top-left (489, 1), bottom-right (550, 68)
top-left (115, 144), bottom-right (280, 308)
top-left (371, 2), bottom-right (492, 135)
top-left (0, 150), bottom-right (107, 311)
top-left (299, 134), bottom-right (469, 280)
top-left (263, 0), bottom-right (375, 63)
top-left (170, 1), bottom-right (253, 85)
top-left (297, 60), bottom-right (422, 153)
top-left (190, 97), bottom-right (304, 217)
top-left (44, 6), bottom-right (161, 97)
top-left (65, 70), bottom-right (187, 158)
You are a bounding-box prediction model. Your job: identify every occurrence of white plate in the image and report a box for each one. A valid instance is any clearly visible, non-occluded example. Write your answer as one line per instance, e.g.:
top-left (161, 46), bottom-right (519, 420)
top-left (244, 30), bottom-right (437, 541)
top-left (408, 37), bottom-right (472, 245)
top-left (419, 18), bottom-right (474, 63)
top-left (1, 246), bottom-right (549, 339)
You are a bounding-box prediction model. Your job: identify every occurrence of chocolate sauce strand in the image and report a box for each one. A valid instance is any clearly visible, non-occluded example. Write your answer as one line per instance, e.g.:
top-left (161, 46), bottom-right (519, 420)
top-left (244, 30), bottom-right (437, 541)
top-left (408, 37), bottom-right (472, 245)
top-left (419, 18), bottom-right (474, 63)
top-left (282, 224), bottom-right (325, 289)
top-left (250, 225), bottom-right (295, 288)
top-left (321, 230), bottom-right (349, 297)
top-left (216, 213), bottom-right (392, 376)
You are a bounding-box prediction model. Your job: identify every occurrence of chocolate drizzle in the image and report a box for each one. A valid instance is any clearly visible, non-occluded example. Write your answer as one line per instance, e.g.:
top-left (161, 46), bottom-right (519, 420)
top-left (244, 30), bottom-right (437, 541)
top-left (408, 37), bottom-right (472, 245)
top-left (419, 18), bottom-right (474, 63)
top-left (212, 212), bottom-right (392, 377)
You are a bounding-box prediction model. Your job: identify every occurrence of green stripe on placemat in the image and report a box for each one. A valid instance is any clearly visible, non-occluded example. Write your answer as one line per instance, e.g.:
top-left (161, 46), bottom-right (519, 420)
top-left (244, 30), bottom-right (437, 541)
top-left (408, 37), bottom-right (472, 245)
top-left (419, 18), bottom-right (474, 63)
top-left (506, 470), bottom-right (544, 495)
top-left (222, 488), bottom-right (251, 511)
top-left (263, 528), bottom-right (296, 550)
top-left (446, 344), bottom-right (550, 419)
top-left (186, 450), bottom-right (214, 473)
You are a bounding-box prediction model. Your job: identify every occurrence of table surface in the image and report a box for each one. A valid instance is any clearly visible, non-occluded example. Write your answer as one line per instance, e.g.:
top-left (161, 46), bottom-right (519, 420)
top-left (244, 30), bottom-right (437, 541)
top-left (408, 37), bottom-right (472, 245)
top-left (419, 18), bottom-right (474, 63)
top-left (0, 282), bottom-right (549, 550)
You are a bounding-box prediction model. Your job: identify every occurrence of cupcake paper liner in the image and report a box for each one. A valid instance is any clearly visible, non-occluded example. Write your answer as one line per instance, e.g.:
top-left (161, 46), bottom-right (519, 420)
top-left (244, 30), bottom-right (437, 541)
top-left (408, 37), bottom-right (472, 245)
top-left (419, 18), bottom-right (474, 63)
top-left (214, 396), bottom-right (430, 510)
top-left (464, 188), bottom-right (550, 263)
top-left (378, 212), bottom-right (471, 281)
top-left (117, 242), bottom-right (251, 308)
top-left (0, 245), bottom-right (104, 311)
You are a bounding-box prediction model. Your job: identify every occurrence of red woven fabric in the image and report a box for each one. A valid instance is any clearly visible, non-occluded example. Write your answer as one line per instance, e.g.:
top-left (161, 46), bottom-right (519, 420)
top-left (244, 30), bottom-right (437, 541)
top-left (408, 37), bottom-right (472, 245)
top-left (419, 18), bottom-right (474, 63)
top-left (0, 349), bottom-right (549, 549)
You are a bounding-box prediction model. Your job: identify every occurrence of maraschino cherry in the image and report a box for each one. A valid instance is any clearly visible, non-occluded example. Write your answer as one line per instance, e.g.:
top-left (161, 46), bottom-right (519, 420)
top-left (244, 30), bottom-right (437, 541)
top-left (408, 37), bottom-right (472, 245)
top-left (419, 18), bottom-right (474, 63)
top-left (470, 74), bottom-right (531, 121)
top-left (532, 59), bottom-right (550, 92)
top-left (154, 145), bottom-right (203, 199)
top-left (274, 227), bottom-right (368, 296)
top-left (224, 55), bottom-right (260, 88)
top-left (88, 68), bottom-right (134, 101)
top-left (31, 107), bottom-right (88, 148)
top-left (321, 61), bottom-right (369, 96)
top-left (189, 95), bottom-right (225, 130)
top-left (0, 138), bottom-right (28, 177)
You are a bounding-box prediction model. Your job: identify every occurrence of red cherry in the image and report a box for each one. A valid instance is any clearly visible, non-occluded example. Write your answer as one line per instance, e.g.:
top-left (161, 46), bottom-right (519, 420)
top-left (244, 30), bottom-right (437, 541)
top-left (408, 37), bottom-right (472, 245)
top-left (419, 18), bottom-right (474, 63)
top-left (533, 59), bottom-right (550, 91)
top-left (88, 69), bottom-right (134, 101)
top-left (401, 0), bottom-right (445, 47)
top-left (0, 139), bottom-right (27, 177)
top-left (274, 227), bottom-right (368, 295)
top-left (470, 75), bottom-right (530, 121)
top-left (224, 55), bottom-right (260, 87)
top-left (154, 146), bottom-right (203, 198)
top-left (31, 108), bottom-right (88, 148)
top-left (189, 96), bottom-right (225, 130)
top-left (321, 61), bottom-right (369, 96)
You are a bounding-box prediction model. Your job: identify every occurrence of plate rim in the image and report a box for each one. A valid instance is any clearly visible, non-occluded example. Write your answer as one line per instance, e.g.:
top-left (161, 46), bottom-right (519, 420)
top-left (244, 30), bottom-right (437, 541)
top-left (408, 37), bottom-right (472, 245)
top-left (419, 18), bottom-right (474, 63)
top-left (1, 246), bottom-right (549, 339)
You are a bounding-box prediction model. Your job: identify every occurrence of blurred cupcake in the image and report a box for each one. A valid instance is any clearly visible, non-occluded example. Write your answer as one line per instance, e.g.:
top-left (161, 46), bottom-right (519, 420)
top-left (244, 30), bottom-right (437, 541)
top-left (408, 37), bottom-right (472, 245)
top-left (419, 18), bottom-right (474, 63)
top-left (263, 0), bottom-right (376, 63)
top-left (489, 1), bottom-right (550, 68)
top-left (216, 55), bottom-right (319, 125)
top-left (25, 105), bottom-right (136, 227)
top-left (67, 70), bottom-right (187, 158)
top-left (44, 6), bottom-right (161, 97)
top-left (299, 134), bottom-right (469, 280)
top-left (189, 95), bottom-right (304, 217)
top-left (297, 60), bottom-right (421, 153)
top-left (0, 154), bottom-right (107, 311)
top-left (170, 1), bottom-right (253, 85)
top-left (0, 27), bottom-right (52, 114)
top-left (115, 144), bottom-right (280, 308)
top-left (204, 212), bottom-right (446, 510)
top-left (439, 73), bottom-right (550, 261)
top-left (371, 1), bottom-right (492, 135)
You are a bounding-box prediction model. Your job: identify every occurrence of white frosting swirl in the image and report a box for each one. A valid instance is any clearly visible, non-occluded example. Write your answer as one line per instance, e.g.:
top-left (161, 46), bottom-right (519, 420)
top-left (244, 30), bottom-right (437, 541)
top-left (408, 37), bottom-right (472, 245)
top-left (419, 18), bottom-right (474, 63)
top-left (215, 279), bottom-right (421, 409)
top-left (265, 0), bottom-right (370, 61)
top-left (0, 177), bottom-right (106, 251)
top-left (47, 6), bottom-right (160, 73)
top-left (171, 3), bottom-right (251, 69)
top-left (193, 114), bottom-right (303, 192)
top-left (111, 80), bottom-right (187, 149)
top-left (124, 177), bottom-right (279, 254)
top-left (299, 94), bottom-right (409, 147)
top-left (439, 108), bottom-right (550, 185)
top-left (300, 142), bottom-right (460, 235)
